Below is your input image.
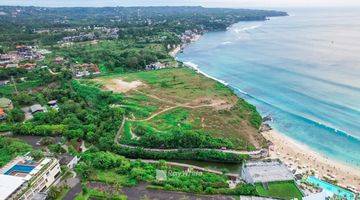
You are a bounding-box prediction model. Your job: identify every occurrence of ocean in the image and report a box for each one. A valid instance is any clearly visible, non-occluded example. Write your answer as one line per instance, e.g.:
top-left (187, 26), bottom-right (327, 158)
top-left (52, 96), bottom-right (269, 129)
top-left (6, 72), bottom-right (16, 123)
top-left (177, 8), bottom-right (360, 168)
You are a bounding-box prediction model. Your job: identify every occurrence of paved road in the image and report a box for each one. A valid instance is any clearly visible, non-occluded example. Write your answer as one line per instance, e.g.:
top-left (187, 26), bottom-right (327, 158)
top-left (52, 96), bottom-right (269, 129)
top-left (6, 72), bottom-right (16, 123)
top-left (63, 182), bottom-right (82, 200)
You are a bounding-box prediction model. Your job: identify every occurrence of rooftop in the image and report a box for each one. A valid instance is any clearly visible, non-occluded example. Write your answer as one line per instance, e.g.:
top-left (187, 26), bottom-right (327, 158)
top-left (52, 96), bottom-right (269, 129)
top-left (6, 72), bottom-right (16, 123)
top-left (242, 160), bottom-right (293, 183)
top-left (0, 174), bottom-right (26, 200)
top-left (59, 154), bottom-right (75, 165)
top-left (30, 104), bottom-right (44, 113)
top-left (0, 97), bottom-right (12, 108)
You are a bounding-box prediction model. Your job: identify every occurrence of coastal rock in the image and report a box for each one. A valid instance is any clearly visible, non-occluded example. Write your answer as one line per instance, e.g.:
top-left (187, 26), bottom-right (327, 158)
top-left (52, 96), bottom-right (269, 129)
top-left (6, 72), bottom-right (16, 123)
top-left (262, 115), bottom-right (272, 122)
top-left (260, 123), bottom-right (272, 132)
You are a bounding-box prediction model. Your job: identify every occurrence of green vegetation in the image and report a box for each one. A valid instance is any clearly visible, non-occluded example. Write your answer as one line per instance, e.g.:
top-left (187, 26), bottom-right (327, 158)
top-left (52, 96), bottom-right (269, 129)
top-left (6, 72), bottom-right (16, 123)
top-left (48, 40), bottom-right (168, 72)
top-left (0, 6), bottom-right (286, 51)
top-left (74, 188), bottom-right (126, 200)
top-left (256, 181), bottom-right (303, 200)
top-left (99, 68), bottom-right (265, 150)
top-left (115, 147), bottom-right (249, 163)
top-left (76, 150), bottom-right (256, 197)
top-left (0, 5), bottom-right (298, 199)
top-left (47, 186), bottom-right (70, 200)
top-left (0, 136), bottom-right (32, 167)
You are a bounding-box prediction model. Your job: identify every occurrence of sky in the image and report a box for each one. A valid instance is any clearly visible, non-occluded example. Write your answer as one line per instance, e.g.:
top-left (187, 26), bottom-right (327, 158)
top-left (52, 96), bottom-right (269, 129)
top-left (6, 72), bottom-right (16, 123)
top-left (1, 0), bottom-right (360, 8)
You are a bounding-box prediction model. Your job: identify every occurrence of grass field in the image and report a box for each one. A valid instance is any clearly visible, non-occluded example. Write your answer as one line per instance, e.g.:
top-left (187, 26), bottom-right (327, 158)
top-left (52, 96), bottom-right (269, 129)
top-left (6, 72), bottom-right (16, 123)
top-left (256, 181), bottom-right (303, 200)
top-left (93, 67), bottom-right (265, 150)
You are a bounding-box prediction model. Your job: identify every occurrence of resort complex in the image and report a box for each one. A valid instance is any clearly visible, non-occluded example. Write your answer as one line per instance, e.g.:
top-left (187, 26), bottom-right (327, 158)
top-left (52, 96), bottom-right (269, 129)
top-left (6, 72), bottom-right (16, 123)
top-left (0, 155), bottom-right (61, 200)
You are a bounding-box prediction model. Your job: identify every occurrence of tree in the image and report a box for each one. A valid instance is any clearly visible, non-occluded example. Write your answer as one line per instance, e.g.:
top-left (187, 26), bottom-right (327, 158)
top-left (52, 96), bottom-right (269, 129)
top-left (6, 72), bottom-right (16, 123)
top-left (49, 144), bottom-right (66, 154)
top-left (13, 92), bottom-right (34, 106)
top-left (76, 162), bottom-right (92, 179)
top-left (46, 186), bottom-right (60, 200)
top-left (30, 150), bottom-right (44, 161)
top-left (6, 108), bottom-right (25, 123)
top-left (40, 137), bottom-right (55, 146)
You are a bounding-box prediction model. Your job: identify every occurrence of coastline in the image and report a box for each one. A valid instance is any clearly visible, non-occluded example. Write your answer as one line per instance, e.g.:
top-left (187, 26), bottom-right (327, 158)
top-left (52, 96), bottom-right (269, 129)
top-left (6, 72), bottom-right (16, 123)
top-left (262, 129), bottom-right (360, 191)
top-left (172, 30), bottom-right (360, 192)
top-left (169, 34), bottom-right (202, 58)
top-left (180, 56), bottom-right (360, 191)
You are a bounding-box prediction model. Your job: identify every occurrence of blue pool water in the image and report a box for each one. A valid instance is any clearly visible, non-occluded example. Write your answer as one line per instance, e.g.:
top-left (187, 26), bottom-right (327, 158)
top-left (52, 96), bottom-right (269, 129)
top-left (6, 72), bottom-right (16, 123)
top-left (5, 164), bottom-right (35, 175)
top-left (307, 176), bottom-right (355, 200)
top-left (177, 7), bottom-right (360, 167)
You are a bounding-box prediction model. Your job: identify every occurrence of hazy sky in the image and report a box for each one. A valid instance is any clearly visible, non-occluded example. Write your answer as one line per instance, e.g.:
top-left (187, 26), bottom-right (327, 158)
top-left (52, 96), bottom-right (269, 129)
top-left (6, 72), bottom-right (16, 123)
top-left (1, 0), bottom-right (360, 8)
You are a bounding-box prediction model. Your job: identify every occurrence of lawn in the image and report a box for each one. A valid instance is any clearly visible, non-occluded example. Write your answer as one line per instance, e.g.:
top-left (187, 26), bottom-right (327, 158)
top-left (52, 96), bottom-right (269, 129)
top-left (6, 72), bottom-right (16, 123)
top-left (256, 181), bottom-right (303, 200)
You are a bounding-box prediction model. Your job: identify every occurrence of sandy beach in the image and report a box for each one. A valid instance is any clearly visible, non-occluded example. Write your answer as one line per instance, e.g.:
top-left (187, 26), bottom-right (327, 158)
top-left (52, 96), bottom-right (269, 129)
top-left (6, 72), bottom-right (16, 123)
top-left (262, 129), bottom-right (360, 191)
top-left (169, 45), bottom-right (181, 57)
top-left (169, 34), bottom-right (202, 57)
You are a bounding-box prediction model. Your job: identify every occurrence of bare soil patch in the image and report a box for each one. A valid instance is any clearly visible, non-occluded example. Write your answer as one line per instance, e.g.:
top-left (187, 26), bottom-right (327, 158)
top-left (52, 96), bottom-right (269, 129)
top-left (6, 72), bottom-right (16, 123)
top-left (96, 78), bottom-right (144, 93)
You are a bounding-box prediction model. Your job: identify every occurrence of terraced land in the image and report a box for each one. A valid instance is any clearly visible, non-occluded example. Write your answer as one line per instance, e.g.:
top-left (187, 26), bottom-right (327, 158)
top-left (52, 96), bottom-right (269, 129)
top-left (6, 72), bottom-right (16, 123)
top-left (93, 67), bottom-right (266, 151)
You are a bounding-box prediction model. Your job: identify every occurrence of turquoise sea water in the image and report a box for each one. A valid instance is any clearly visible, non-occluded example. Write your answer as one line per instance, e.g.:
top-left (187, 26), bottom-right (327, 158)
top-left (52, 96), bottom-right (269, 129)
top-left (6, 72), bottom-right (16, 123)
top-left (177, 8), bottom-right (360, 167)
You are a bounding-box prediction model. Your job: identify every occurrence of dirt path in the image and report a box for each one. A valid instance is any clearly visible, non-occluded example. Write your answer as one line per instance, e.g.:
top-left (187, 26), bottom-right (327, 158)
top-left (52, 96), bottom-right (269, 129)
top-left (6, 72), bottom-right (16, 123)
top-left (129, 127), bottom-right (139, 140)
top-left (114, 115), bottom-right (126, 144)
top-left (128, 105), bottom-right (180, 122)
top-left (128, 99), bottom-right (230, 122)
top-left (114, 88), bottom-right (266, 158)
top-left (48, 68), bottom-right (59, 75)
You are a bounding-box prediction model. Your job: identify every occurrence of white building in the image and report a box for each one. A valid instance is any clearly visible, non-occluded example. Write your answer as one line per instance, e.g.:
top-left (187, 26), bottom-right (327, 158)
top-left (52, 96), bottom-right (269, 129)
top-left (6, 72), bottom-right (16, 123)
top-left (241, 159), bottom-right (293, 184)
top-left (0, 175), bottom-right (26, 200)
top-left (59, 154), bottom-right (79, 169)
top-left (0, 157), bottom-right (61, 200)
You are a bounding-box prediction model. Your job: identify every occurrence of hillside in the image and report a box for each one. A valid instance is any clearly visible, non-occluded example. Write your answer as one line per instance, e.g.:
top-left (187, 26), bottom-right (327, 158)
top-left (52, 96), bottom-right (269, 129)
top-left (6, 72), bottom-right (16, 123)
top-left (92, 67), bottom-right (266, 151)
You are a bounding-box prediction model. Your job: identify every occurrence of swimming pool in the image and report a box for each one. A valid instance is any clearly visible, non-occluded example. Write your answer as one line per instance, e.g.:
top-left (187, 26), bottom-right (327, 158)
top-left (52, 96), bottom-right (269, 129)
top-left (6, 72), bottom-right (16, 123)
top-left (306, 176), bottom-right (355, 200)
top-left (5, 164), bottom-right (35, 175)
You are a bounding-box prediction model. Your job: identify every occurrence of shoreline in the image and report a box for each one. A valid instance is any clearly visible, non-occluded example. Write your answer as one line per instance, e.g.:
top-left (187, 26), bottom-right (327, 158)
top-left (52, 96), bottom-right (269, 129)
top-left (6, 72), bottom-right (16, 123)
top-left (172, 29), bottom-right (360, 193)
top-left (262, 129), bottom-right (360, 191)
top-left (169, 34), bottom-right (202, 58)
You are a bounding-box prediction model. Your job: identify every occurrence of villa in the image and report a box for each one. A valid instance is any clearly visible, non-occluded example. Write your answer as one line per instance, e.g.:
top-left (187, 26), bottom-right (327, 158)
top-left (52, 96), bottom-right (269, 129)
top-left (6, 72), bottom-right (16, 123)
top-left (0, 155), bottom-right (61, 200)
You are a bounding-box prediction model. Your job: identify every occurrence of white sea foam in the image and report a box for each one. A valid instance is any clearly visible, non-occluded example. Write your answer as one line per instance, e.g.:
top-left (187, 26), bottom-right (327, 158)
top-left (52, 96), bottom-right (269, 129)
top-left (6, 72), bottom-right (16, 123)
top-left (183, 61), bottom-right (228, 86)
top-left (232, 24), bottom-right (261, 34)
top-left (221, 41), bottom-right (232, 45)
top-left (183, 61), bottom-right (360, 142)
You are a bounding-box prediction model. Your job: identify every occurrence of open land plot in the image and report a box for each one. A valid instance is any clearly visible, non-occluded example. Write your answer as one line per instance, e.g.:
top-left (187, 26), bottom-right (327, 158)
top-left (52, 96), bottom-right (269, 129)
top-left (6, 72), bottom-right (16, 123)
top-left (92, 67), bottom-right (266, 150)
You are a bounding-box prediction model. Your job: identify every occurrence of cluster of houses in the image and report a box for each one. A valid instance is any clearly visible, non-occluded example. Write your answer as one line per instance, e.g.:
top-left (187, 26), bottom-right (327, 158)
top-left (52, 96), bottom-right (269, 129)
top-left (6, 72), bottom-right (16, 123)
top-left (0, 45), bottom-right (50, 70)
top-left (60, 27), bottom-right (119, 43)
top-left (145, 62), bottom-right (166, 71)
top-left (74, 63), bottom-right (101, 78)
top-left (0, 96), bottom-right (60, 121)
top-left (62, 33), bottom-right (96, 43)
top-left (180, 30), bottom-right (202, 44)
